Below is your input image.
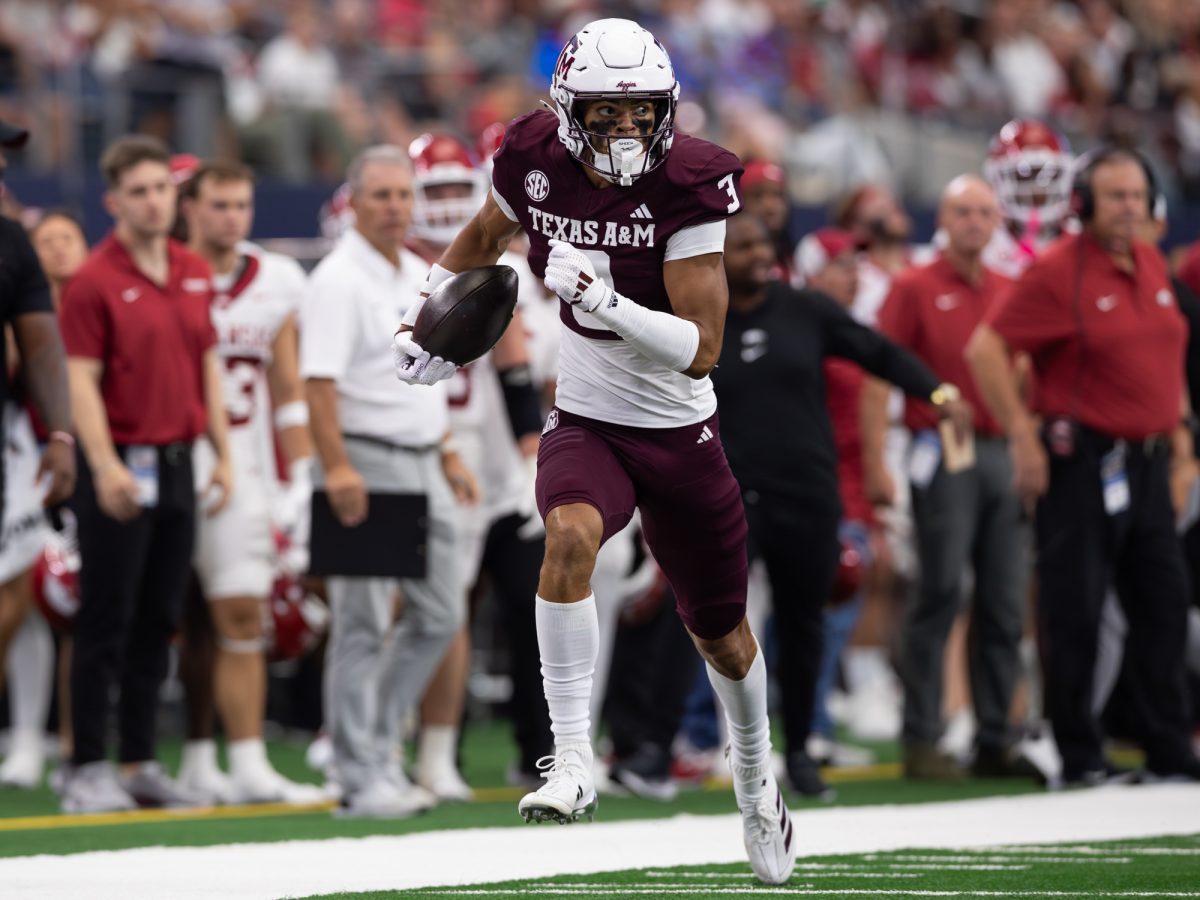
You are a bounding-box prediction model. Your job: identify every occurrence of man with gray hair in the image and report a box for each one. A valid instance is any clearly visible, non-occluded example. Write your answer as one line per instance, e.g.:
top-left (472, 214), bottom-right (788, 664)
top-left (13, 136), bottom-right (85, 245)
top-left (301, 145), bottom-right (477, 817)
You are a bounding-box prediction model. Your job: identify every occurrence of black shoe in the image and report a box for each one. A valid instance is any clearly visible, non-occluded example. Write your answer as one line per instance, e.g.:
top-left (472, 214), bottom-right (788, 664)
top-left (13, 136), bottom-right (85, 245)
top-left (903, 742), bottom-right (966, 780)
top-left (785, 751), bottom-right (836, 801)
top-left (970, 744), bottom-right (1042, 780)
top-left (608, 744), bottom-right (678, 801)
top-left (1057, 760), bottom-right (1138, 789)
top-left (1144, 755), bottom-right (1200, 783)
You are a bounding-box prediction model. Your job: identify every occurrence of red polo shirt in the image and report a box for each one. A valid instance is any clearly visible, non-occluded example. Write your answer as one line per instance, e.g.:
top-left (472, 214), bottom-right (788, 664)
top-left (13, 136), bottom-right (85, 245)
top-left (824, 358), bottom-right (873, 525)
top-left (60, 234), bottom-right (216, 445)
top-left (877, 255), bottom-right (1011, 436)
top-left (986, 233), bottom-right (1187, 440)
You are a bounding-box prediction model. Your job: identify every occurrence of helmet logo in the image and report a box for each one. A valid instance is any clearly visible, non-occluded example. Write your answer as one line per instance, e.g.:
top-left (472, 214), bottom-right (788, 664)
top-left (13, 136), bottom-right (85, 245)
top-left (525, 170), bottom-right (550, 201)
top-left (616, 80), bottom-right (638, 91)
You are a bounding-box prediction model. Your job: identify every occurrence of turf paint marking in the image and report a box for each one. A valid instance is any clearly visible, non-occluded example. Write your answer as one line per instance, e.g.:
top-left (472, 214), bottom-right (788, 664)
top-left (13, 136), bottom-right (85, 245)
top-left (1, 784), bottom-right (1197, 899)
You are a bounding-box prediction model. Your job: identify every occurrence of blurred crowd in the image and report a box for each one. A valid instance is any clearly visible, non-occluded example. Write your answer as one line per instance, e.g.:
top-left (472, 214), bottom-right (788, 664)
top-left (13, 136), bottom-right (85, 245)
top-left (9, 1), bottom-right (1200, 201)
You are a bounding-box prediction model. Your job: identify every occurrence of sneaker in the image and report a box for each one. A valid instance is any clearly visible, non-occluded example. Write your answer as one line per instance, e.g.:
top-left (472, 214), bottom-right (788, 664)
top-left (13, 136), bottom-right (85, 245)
top-left (416, 764), bottom-right (473, 803)
top-left (230, 767), bottom-right (328, 805)
top-left (903, 741), bottom-right (966, 780)
top-left (518, 744), bottom-right (598, 824)
top-left (1052, 761), bottom-right (1138, 790)
top-left (0, 731), bottom-right (45, 789)
top-left (785, 750), bottom-right (835, 801)
top-left (607, 744), bottom-right (679, 802)
top-left (61, 761), bottom-right (136, 814)
top-left (336, 777), bottom-right (436, 819)
top-left (177, 760), bottom-right (236, 806)
top-left (740, 773), bottom-right (796, 885)
top-left (1013, 724), bottom-right (1062, 786)
top-left (970, 744), bottom-right (1042, 780)
top-left (119, 762), bottom-right (208, 808)
top-left (806, 734), bottom-right (875, 768)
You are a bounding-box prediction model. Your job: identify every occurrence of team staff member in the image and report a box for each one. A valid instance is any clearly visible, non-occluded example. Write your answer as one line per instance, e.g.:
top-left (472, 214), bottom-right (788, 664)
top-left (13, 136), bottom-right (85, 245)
top-left (966, 149), bottom-right (1200, 784)
top-left (60, 135), bottom-right (234, 813)
top-left (864, 176), bottom-right (1029, 781)
top-left (712, 214), bottom-right (970, 798)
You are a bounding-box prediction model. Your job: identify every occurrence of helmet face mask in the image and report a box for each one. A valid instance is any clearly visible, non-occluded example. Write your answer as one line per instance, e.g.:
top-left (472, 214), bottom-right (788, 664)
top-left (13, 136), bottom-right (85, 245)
top-left (984, 120), bottom-right (1073, 235)
top-left (550, 19), bottom-right (679, 186)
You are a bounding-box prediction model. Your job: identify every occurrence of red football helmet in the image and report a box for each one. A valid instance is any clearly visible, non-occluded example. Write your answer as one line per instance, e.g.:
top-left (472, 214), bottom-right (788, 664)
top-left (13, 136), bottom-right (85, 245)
top-left (983, 119), bottom-right (1074, 232)
top-left (266, 571), bottom-right (329, 663)
top-left (32, 526), bottom-right (81, 633)
top-left (408, 133), bottom-right (488, 246)
top-left (829, 538), bottom-right (865, 606)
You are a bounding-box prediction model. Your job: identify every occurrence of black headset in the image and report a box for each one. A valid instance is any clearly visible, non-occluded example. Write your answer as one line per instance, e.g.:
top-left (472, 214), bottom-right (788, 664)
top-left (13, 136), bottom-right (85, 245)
top-left (1071, 146), bottom-right (1160, 221)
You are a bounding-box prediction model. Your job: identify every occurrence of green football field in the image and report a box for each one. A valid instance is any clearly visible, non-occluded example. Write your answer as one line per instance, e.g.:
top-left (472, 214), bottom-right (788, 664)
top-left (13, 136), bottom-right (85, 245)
top-left (1, 721), bottom-right (1197, 899)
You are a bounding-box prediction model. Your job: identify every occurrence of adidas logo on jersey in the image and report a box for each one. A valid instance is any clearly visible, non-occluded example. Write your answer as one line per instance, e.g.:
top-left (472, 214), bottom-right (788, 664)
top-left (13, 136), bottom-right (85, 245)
top-left (629, 203), bottom-right (653, 219)
top-left (696, 425), bottom-right (713, 444)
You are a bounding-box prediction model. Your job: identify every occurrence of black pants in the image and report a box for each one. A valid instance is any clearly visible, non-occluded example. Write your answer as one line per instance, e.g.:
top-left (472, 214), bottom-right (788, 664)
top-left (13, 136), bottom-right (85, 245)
top-left (71, 444), bottom-right (196, 766)
top-left (477, 512), bottom-right (553, 772)
top-left (1036, 429), bottom-right (1194, 777)
top-left (743, 491), bottom-right (841, 756)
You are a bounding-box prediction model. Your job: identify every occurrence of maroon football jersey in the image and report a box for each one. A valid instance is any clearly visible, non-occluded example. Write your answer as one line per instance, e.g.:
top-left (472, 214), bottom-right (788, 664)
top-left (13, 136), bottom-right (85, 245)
top-left (492, 109), bottom-right (743, 342)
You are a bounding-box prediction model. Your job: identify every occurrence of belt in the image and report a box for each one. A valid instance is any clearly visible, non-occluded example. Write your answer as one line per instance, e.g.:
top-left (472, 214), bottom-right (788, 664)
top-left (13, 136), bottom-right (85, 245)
top-left (342, 433), bottom-right (438, 454)
top-left (1080, 426), bottom-right (1169, 457)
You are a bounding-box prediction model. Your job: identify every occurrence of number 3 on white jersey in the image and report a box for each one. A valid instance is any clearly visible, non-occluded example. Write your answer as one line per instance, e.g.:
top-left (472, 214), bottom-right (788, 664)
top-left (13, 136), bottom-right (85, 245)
top-left (718, 173), bottom-right (741, 214)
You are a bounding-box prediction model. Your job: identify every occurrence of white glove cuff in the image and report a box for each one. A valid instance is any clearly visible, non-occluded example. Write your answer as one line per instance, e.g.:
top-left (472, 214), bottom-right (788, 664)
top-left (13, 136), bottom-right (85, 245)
top-left (400, 264), bottom-right (456, 328)
top-left (586, 291), bottom-right (700, 373)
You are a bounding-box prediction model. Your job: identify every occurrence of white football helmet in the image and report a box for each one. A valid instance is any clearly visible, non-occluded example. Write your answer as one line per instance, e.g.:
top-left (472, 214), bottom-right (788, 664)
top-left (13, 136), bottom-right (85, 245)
top-left (549, 18), bottom-right (679, 186)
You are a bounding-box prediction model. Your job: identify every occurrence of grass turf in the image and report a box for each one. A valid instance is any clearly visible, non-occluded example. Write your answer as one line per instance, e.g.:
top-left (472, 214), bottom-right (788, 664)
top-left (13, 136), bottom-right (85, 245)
top-left (287, 834), bottom-right (1200, 899)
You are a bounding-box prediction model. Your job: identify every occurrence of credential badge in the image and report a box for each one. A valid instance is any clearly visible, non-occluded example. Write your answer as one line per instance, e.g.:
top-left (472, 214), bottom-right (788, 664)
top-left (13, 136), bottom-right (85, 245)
top-left (525, 170), bottom-right (549, 202)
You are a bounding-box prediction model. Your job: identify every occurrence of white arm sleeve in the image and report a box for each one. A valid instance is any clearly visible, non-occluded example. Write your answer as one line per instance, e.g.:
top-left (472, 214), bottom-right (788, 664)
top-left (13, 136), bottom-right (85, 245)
top-left (585, 290), bottom-right (700, 374)
top-left (664, 220), bottom-right (726, 261)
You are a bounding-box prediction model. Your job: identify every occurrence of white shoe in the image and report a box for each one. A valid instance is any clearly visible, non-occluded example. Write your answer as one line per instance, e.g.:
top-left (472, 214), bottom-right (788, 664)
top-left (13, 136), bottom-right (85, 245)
top-left (0, 731), bottom-right (45, 789)
top-left (336, 777), bottom-right (436, 819)
top-left (844, 680), bottom-right (902, 742)
top-left (61, 761), bottom-right (137, 814)
top-left (806, 734), bottom-right (875, 768)
top-left (938, 709), bottom-right (976, 763)
top-left (740, 773), bottom-right (796, 885)
top-left (231, 767), bottom-right (327, 805)
top-left (305, 733), bottom-right (333, 773)
top-left (518, 745), bottom-right (598, 824)
top-left (417, 764), bottom-right (473, 803)
top-left (177, 760), bottom-right (236, 806)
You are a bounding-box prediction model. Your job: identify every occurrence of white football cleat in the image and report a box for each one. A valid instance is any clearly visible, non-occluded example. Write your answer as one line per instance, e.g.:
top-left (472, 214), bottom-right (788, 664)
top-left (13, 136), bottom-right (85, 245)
top-left (740, 774), bottom-right (796, 885)
top-left (518, 744), bottom-right (598, 824)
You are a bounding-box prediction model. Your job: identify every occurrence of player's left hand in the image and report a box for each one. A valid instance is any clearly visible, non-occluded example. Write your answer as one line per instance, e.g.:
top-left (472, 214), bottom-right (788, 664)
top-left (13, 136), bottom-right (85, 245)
top-left (544, 240), bottom-right (611, 312)
top-left (441, 449), bottom-right (479, 506)
top-left (394, 330), bottom-right (458, 386)
top-left (205, 455), bottom-right (234, 516)
top-left (37, 439), bottom-right (76, 508)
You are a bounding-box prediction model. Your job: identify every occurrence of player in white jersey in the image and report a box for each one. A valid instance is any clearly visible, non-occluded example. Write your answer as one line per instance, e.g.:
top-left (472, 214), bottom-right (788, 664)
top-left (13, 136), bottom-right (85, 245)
top-left (405, 133), bottom-right (553, 798)
top-left (176, 160), bottom-right (322, 805)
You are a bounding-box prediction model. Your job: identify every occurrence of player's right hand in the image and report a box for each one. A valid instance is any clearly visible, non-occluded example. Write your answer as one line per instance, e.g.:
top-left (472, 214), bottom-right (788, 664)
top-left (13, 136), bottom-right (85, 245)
top-left (95, 461), bottom-right (140, 522)
top-left (393, 329), bottom-right (458, 386)
top-left (544, 240), bottom-right (611, 312)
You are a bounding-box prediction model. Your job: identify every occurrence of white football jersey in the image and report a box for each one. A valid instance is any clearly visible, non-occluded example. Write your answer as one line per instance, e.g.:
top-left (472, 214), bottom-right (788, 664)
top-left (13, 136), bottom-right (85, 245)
top-left (447, 250), bottom-right (544, 520)
top-left (205, 245), bottom-right (305, 484)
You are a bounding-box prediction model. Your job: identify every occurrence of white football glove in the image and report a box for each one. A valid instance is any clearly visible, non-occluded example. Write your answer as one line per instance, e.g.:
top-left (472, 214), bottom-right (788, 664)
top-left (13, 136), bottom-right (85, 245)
top-left (543, 239), bottom-right (612, 313)
top-left (393, 330), bottom-right (458, 386)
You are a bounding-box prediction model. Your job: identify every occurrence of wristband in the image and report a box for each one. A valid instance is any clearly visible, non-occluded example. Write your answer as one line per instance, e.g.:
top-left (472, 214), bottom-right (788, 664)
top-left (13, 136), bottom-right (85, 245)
top-left (401, 264), bottom-right (457, 328)
top-left (440, 435), bottom-right (460, 456)
top-left (48, 431), bottom-right (76, 448)
top-left (274, 400), bottom-right (309, 430)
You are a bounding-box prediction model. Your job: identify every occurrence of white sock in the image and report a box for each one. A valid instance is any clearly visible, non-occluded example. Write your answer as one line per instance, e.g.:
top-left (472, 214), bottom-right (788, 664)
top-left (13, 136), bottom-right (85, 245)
top-left (417, 725), bottom-right (458, 775)
top-left (536, 594), bottom-right (598, 756)
top-left (228, 738), bottom-right (273, 780)
top-left (706, 636), bottom-right (772, 804)
top-left (7, 612), bottom-right (53, 733)
top-left (181, 739), bottom-right (220, 774)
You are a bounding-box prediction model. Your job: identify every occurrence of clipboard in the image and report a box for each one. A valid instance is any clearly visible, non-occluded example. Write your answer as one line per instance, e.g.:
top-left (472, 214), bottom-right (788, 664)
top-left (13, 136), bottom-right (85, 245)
top-left (308, 490), bottom-right (428, 578)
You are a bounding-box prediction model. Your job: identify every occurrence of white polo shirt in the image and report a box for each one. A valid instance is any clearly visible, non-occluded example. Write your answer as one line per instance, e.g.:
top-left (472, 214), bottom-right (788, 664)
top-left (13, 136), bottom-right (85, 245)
top-left (300, 228), bottom-right (447, 447)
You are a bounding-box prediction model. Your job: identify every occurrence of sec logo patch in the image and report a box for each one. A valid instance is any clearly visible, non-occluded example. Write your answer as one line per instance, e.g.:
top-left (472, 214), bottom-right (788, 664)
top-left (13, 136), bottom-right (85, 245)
top-left (525, 170), bottom-right (549, 202)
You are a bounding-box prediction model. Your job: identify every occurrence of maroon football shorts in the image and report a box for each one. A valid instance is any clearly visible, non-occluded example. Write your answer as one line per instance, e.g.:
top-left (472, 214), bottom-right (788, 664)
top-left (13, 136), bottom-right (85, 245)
top-left (536, 406), bottom-right (748, 640)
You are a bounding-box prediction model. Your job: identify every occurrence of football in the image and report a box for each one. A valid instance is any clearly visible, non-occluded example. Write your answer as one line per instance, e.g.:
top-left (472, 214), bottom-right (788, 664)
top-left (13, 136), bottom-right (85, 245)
top-left (412, 265), bottom-right (520, 365)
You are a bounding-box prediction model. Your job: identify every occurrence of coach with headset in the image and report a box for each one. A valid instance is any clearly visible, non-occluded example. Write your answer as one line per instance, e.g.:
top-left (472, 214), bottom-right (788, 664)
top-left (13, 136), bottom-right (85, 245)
top-left (966, 148), bottom-right (1200, 786)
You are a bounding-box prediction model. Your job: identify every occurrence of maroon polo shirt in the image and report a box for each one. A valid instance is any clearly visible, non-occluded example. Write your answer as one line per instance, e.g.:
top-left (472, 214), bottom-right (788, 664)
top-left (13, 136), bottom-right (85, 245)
top-left (986, 232), bottom-right (1188, 440)
top-left (60, 234), bottom-right (216, 445)
top-left (878, 255), bottom-right (1012, 436)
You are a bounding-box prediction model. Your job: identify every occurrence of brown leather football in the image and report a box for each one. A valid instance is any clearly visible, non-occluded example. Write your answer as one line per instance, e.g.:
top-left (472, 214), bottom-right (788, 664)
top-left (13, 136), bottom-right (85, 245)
top-left (412, 265), bottom-right (519, 365)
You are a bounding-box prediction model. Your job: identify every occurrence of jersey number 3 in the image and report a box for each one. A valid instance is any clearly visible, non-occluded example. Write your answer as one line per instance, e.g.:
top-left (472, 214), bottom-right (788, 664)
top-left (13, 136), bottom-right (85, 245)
top-left (718, 173), bottom-right (741, 214)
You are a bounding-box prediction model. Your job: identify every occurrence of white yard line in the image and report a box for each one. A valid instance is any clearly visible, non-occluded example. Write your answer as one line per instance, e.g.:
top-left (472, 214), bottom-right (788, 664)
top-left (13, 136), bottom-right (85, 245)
top-left (0, 784), bottom-right (1197, 900)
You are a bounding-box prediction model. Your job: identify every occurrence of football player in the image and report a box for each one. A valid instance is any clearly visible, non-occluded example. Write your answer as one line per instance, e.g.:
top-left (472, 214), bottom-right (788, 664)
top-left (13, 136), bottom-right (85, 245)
top-left (981, 119), bottom-right (1074, 278)
top-left (394, 18), bottom-right (795, 885)
top-left (175, 159), bottom-right (322, 805)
